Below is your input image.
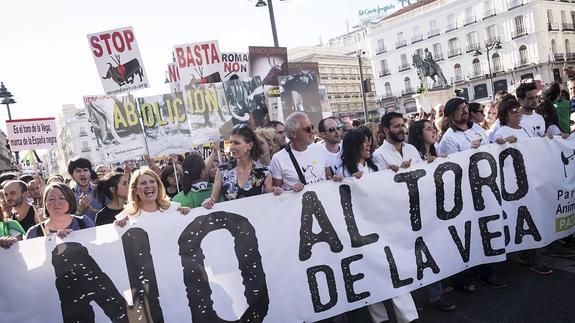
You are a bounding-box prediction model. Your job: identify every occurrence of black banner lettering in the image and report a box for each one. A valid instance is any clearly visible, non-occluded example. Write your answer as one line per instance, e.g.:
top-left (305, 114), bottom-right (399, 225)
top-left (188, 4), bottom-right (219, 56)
top-left (499, 148), bottom-right (529, 201)
top-left (306, 265), bottom-right (338, 313)
top-left (394, 169), bottom-right (427, 231)
top-left (469, 152), bottom-right (501, 210)
top-left (448, 221), bottom-right (472, 263)
top-left (478, 214), bottom-right (505, 256)
top-left (341, 254), bottom-right (370, 303)
top-left (415, 237), bottom-right (440, 280)
top-left (434, 162), bottom-right (463, 220)
top-left (339, 185), bottom-right (379, 247)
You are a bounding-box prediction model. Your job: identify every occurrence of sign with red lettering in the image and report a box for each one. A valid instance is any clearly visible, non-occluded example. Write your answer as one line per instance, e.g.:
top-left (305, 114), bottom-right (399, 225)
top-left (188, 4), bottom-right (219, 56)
top-left (221, 52), bottom-right (249, 81)
top-left (167, 62), bottom-right (182, 93)
top-left (173, 40), bottom-right (224, 88)
top-left (87, 26), bottom-right (149, 95)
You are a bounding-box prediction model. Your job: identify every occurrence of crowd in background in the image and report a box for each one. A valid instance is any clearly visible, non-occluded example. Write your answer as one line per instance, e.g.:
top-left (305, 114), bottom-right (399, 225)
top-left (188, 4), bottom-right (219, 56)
top-left (0, 79), bottom-right (574, 323)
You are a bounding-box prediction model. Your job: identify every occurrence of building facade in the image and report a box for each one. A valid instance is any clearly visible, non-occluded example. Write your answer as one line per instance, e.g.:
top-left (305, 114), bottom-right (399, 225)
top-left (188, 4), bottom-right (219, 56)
top-left (289, 25), bottom-right (379, 121)
top-left (368, 0), bottom-right (575, 113)
top-left (0, 130), bottom-right (13, 172)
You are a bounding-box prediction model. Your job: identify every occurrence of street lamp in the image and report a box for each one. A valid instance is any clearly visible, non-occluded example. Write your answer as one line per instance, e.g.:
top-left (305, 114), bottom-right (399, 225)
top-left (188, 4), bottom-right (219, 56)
top-left (474, 40), bottom-right (502, 97)
top-left (356, 51), bottom-right (369, 123)
top-left (0, 82), bottom-right (18, 163)
top-left (254, 0), bottom-right (286, 47)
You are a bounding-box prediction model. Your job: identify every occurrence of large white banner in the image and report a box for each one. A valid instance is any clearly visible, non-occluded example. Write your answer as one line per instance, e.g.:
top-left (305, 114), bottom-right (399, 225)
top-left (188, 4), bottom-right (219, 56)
top-left (5, 117), bottom-right (57, 151)
top-left (87, 26), bottom-right (148, 95)
top-left (1, 137), bottom-right (573, 322)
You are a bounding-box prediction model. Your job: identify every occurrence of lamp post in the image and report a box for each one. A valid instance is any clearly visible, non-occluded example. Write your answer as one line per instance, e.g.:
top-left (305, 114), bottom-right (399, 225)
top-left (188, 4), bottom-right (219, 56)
top-left (474, 40), bottom-right (502, 98)
top-left (255, 0), bottom-right (285, 47)
top-left (357, 51), bottom-right (369, 123)
top-left (0, 82), bottom-right (18, 163)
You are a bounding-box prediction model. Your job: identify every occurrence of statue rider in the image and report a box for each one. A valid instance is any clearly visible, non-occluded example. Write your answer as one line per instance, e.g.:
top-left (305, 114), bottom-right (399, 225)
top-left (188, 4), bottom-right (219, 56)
top-left (423, 48), bottom-right (434, 76)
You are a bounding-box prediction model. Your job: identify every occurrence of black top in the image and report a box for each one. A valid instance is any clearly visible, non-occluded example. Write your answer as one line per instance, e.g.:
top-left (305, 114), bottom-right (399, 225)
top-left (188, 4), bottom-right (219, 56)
top-left (166, 190), bottom-right (178, 199)
top-left (12, 205), bottom-right (36, 232)
top-left (95, 206), bottom-right (123, 226)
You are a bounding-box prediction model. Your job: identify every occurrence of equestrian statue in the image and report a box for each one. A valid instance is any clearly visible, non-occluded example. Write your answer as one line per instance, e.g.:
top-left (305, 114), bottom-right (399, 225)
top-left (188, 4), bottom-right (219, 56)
top-left (412, 48), bottom-right (448, 88)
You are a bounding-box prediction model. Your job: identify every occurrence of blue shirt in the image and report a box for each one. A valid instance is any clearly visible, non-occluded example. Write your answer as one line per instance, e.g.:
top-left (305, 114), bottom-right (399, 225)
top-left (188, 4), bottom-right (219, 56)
top-left (72, 183), bottom-right (102, 221)
top-left (25, 215), bottom-right (95, 239)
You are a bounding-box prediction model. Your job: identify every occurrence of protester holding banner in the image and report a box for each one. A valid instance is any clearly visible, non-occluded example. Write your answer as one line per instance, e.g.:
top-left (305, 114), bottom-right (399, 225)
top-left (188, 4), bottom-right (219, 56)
top-left (203, 125), bottom-right (279, 209)
top-left (318, 117), bottom-right (343, 176)
top-left (25, 182), bottom-right (95, 239)
top-left (338, 128), bottom-right (378, 178)
top-left (160, 164), bottom-right (182, 199)
top-left (515, 82), bottom-right (547, 137)
top-left (408, 119), bottom-right (446, 162)
top-left (373, 112), bottom-right (422, 172)
top-left (115, 169), bottom-right (190, 227)
top-left (172, 152), bottom-right (219, 209)
top-left (0, 190), bottom-right (25, 249)
top-left (493, 99), bottom-right (529, 143)
top-left (437, 97), bottom-right (490, 155)
top-left (94, 172), bottom-right (129, 225)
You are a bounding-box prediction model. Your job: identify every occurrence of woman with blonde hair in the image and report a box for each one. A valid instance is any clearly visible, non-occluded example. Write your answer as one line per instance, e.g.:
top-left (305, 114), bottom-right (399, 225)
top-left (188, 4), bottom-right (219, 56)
top-left (255, 127), bottom-right (279, 162)
top-left (116, 168), bottom-right (189, 226)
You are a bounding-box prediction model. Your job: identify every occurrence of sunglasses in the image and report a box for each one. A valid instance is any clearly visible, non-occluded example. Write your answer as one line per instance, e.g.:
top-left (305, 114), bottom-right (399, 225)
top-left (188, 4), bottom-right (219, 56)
top-left (510, 107), bottom-right (523, 114)
top-left (302, 125), bottom-right (315, 133)
top-left (324, 127), bottom-right (340, 133)
top-left (233, 123), bottom-right (249, 130)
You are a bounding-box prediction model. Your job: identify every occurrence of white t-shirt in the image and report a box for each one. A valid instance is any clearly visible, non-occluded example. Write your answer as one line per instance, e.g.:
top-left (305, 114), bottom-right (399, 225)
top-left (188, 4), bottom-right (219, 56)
top-left (487, 119), bottom-right (501, 143)
top-left (270, 143), bottom-right (328, 190)
top-left (373, 140), bottom-right (423, 171)
top-left (322, 143), bottom-right (343, 176)
top-left (520, 113), bottom-right (545, 137)
top-left (493, 126), bottom-right (532, 141)
top-left (437, 123), bottom-right (489, 155)
top-left (338, 161), bottom-right (378, 178)
top-left (116, 201), bottom-right (181, 219)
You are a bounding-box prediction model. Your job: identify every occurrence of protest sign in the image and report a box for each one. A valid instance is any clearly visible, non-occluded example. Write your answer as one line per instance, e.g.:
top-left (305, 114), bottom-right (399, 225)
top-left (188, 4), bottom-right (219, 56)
top-left (280, 62), bottom-right (322, 127)
top-left (5, 117), bottom-right (57, 151)
top-left (137, 93), bottom-right (194, 157)
top-left (183, 83), bottom-right (232, 145)
top-left (248, 46), bottom-right (288, 98)
top-left (221, 52), bottom-right (249, 81)
top-left (222, 76), bottom-right (269, 129)
top-left (1, 137), bottom-right (573, 322)
top-left (84, 95), bottom-right (147, 162)
top-left (174, 40), bottom-right (224, 88)
top-left (87, 26), bottom-right (148, 95)
top-left (167, 62), bottom-right (182, 93)
top-left (318, 85), bottom-right (333, 118)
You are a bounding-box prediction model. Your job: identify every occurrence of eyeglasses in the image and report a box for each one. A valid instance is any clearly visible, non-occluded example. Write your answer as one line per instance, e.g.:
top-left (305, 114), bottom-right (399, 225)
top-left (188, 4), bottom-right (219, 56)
top-left (324, 127), bottom-right (340, 133)
top-left (233, 123), bottom-right (249, 130)
top-left (510, 107), bottom-right (523, 114)
top-left (302, 125), bottom-right (314, 133)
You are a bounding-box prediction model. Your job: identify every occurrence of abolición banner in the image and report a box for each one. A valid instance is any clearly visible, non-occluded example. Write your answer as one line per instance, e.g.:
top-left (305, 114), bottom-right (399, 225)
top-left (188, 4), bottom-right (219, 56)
top-left (1, 137), bottom-right (574, 322)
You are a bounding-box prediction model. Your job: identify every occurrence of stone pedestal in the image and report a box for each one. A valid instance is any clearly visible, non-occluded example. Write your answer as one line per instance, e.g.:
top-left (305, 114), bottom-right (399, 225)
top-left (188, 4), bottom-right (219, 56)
top-left (413, 88), bottom-right (454, 113)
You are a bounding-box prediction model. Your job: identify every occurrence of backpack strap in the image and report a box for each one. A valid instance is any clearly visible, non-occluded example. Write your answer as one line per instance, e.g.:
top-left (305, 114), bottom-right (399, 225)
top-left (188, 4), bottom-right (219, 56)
top-left (285, 144), bottom-right (307, 185)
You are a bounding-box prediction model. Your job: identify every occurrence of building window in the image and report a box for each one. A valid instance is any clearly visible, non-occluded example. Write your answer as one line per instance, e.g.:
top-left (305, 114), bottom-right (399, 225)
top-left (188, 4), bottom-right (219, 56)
top-left (464, 7), bottom-right (476, 25)
top-left (551, 39), bottom-right (557, 54)
top-left (472, 58), bottom-right (482, 76)
top-left (377, 39), bottom-right (386, 54)
top-left (566, 39), bottom-right (571, 54)
top-left (448, 38), bottom-right (460, 57)
top-left (385, 82), bottom-right (392, 96)
top-left (401, 54), bottom-right (408, 66)
top-left (466, 32), bottom-right (479, 52)
top-left (454, 63), bottom-right (463, 81)
top-left (547, 9), bottom-right (554, 24)
top-left (433, 43), bottom-right (443, 60)
top-left (492, 53), bottom-right (502, 72)
top-left (515, 15), bottom-right (525, 33)
top-left (486, 25), bottom-right (498, 43)
top-left (404, 77), bottom-right (412, 90)
top-left (519, 45), bottom-right (529, 66)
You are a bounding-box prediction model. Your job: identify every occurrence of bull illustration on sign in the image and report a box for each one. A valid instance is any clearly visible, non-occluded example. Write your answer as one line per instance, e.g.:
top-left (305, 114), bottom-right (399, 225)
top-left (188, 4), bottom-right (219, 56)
top-left (102, 55), bottom-right (144, 86)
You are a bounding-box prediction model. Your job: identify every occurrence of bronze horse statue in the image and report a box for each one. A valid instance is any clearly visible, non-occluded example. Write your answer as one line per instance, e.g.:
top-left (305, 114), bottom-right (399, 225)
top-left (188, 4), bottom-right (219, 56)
top-left (412, 54), bottom-right (448, 88)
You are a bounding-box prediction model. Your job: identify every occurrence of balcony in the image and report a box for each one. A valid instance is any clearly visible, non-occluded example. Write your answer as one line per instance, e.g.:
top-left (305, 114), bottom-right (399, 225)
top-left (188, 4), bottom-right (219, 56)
top-left (434, 53), bottom-right (445, 61)
top-left (566, 53), bottom-right (575, 61)
top-left (78, 131), bottom-right (88, 137)
top-left (376, 47), bottom-right (387, 55)
top-left (507, 0), bottom-right (524, 11)
top-left (428, 29), bottom-right (440, 38)
top-left (464, 16), bottom-right (477, 26)
top-left (492, 64), bottom-right (504, 73)
top-left (379, 70), bottom-right (391, 77)
top-left (381, 92), bottom-right (395, 100)
top-left (486, 37), bottom-right (500, 47)
top-left (454, 75), bottom-right (465, 83)
top-left (562, 23), bottom-right (575, 31)
top-left (411, 34), bottom-right (424, 44)
top-left (470, 70), bottom-right (484, 79)
top-left (396, 40), bottom-right (407, 49)
top-left (401, 87), bottom-right (415, 96)
top-left (448, 48), bottom-right (462, 58)
top-left (466, 43), bottom-right (480, 53)
top-left (483, 9), bottom-right (497, 20)
top-left (81, 147), bottom-right (91, 153)
top-left (398, 64), bottom-right (411, 72)
top-left (446, 23), bottom-right (458, 33)
top-left (548, 22), bottom-right (560, 31)
top-left (511, 29), bottom-right (528, 39)
top-left (554, 53), bottom-right (566, 61)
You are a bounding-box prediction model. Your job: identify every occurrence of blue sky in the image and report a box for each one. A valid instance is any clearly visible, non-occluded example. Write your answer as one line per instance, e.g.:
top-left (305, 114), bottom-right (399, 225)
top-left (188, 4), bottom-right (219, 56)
top-left (0, 0), bottom-right (392, 131)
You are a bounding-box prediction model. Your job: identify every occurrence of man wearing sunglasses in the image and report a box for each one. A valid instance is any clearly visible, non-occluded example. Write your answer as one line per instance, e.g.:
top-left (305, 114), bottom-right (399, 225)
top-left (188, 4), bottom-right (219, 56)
top-left (270, 112), bottom-right (333, 192)
top-left (318, 117), bottom-right (343, 176)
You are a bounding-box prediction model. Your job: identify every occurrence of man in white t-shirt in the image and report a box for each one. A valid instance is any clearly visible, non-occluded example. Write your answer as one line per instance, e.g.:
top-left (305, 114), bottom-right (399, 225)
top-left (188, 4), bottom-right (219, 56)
top-left (318, 117), bottom-right (343, 175)
top-left (516, 82), bottom-right (546, 137)
top-left (270, 112), bottom-right (331, 191)
top-left (373, 112), bottom-right (422, 171)
top-left (437, 97), bottom-right (490, 155)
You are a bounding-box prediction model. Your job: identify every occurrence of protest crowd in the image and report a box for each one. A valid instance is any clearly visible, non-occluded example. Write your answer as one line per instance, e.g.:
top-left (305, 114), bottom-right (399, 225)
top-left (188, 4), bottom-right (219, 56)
top-left (0, 77), bottom-right (574, 322)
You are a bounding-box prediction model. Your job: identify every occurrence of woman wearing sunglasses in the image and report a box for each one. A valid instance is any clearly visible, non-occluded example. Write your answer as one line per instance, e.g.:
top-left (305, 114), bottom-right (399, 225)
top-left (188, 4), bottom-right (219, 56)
top-left (492, 99), bottom-right (528, 143)
top-left (202, 125), bottom-right (281, 209)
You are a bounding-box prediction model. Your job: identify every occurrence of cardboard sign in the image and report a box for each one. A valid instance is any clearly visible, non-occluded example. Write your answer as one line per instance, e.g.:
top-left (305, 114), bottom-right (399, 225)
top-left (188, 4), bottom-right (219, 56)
top-left (5, 118), bottom-right (57, 151)
top-left (248, 46), bottom-right (288, 98)
top-left (173, 40), bottom-right (224, 88)
top-left (87, 26), bottom-right (149, 95)
top-left (221, 52), bottom-right (249, 81)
